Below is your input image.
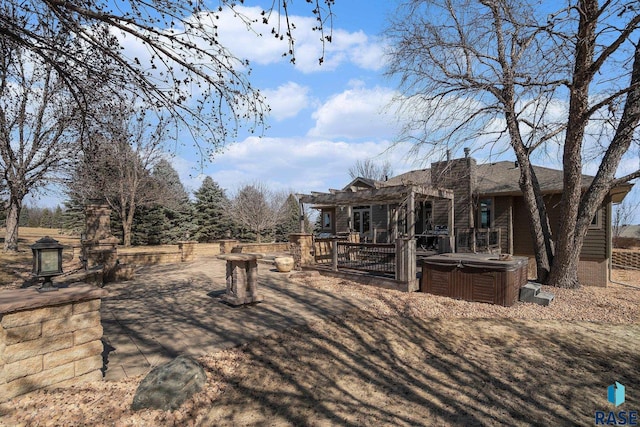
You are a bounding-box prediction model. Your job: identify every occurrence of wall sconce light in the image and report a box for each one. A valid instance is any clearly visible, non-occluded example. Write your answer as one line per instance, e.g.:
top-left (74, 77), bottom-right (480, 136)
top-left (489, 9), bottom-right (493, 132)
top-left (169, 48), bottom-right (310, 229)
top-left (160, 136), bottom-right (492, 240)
top-left (31, 236), bottom-right (64, 292)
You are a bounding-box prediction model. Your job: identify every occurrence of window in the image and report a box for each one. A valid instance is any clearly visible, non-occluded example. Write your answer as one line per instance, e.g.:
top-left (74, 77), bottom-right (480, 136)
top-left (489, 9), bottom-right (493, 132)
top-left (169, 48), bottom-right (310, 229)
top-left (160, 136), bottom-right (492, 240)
top-left (478, 198), bottom-right (493, 229)
top-left (589, 209), bottom-right (601, 229)
top-left (321, 209), bottom-right (334, 232)
top-left (352, 206), bottom-right (371, 234)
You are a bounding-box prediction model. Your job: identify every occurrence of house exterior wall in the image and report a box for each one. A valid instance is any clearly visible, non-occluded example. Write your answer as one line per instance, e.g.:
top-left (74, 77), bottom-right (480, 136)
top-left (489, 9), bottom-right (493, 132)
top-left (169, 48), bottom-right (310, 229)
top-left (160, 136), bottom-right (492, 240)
top-left (512, 194), bottom-right (607, 259)
top-left (431, 158), bottom-right (476, 231)
top-left (493, 196), bottom-right (512, 254)
top-left (372, 204), bottom-right (388, 242)
top-left (336, 207), bottom-right (349, 233)
top-left (432, 200), bottom-right (450, 229)
top-left (511, 194), bottom-right (609, 286)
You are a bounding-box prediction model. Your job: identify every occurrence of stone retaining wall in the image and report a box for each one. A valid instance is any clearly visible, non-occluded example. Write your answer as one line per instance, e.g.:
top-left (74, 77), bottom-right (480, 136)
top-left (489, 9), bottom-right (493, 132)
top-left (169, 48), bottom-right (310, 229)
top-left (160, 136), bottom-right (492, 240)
top-left (117, 251), bottom-right (183, 265)
top-left (231, 242), bottom-right (290, 254)
top-left (116, 241), bottom-right (198, 267)
top-left (612, 250), bottom-right (640, 270)
top-left (0, 285), bottom-right (107, 402)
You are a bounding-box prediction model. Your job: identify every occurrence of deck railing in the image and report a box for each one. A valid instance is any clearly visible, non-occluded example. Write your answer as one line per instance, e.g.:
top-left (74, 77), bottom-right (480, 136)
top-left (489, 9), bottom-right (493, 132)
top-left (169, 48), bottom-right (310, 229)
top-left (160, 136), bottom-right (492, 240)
top-left (312, 236), bottom-right (416, 282)
top-left (456, 228), bottom-right (501, 253)
top-left (336, 242), bottom-right (396, 274)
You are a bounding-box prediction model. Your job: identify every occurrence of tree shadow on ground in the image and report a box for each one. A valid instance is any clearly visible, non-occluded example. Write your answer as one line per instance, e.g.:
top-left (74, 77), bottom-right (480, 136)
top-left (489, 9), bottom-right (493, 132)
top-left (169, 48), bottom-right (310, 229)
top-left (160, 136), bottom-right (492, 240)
top-left (200, 313), bottom-right (639, 426)
top-left (96, 258), bottom-right (639, 425)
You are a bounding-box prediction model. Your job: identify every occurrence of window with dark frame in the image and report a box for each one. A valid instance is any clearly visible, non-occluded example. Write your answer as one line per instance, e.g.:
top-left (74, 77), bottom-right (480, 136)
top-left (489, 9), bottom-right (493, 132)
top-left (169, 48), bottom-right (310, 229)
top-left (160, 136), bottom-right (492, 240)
top-left (479, 198), bottom-right (493, 229)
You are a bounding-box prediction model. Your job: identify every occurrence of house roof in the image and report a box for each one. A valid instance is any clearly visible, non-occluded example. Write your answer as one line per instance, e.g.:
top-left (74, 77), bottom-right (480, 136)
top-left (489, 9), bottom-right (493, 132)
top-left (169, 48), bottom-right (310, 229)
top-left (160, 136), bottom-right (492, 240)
top-left (618, 225), bottom-right (640, 238)
top-left (385, 161), bottom-right (596, 195)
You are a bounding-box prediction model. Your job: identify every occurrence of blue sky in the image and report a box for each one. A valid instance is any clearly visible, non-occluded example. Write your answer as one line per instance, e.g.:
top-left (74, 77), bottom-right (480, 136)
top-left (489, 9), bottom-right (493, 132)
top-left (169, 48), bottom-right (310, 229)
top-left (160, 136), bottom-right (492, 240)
top-left (30, 0), bottom-right (639, 221)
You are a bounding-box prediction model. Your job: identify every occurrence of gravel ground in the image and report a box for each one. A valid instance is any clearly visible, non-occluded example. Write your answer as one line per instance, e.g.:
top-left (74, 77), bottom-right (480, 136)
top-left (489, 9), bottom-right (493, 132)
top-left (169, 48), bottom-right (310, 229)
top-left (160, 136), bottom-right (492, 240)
top-left (1, 270), bottom-right (638, 426)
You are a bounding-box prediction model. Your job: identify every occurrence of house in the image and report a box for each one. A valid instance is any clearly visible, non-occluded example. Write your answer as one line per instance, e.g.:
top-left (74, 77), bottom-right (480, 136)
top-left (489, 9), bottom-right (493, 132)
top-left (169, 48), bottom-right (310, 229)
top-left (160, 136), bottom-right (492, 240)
top-left (302, 153), bottom-right (633, 287)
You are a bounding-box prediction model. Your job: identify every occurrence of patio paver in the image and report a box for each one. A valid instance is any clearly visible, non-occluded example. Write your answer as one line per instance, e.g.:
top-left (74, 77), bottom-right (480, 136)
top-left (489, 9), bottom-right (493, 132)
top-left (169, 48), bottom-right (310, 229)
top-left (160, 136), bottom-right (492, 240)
top-left (100, 258), bottom-right (366, 380)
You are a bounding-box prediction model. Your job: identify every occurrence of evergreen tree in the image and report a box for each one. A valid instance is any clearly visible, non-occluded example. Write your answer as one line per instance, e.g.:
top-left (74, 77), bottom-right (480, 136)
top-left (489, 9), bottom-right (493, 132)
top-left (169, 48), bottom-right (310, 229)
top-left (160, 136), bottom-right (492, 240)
top-left (40, 208), bottom-right (53, 228)
top-left (132, 159), bottom-right (196, 245)
top-left (18, 206), bottom-right (30, 227)
top-left (52, 206), bottom-right (64, 230)
top-left (62, 195), bottom-right (86, 234)
top-left (275, 194), bottom-right (305, 242)
top-left (193, 176), bottom-right (233, 242)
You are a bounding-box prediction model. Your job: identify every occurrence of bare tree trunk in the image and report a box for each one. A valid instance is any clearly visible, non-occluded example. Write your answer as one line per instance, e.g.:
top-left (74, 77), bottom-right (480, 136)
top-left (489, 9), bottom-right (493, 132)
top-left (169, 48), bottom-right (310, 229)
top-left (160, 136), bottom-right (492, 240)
top-left (120, 200), bottom-right (136, 248)
top-left (504, 106), bottom-right (554, 281)
top-left (3, 197), bottom-right (22, 252)
top-left (549, 39), bottom-right (640, 288)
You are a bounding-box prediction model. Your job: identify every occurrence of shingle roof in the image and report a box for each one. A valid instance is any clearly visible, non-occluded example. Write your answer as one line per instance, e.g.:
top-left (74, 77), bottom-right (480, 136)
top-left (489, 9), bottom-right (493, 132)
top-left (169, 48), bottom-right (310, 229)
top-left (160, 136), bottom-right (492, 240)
top-left (384, 160), bottom-right (594, 195)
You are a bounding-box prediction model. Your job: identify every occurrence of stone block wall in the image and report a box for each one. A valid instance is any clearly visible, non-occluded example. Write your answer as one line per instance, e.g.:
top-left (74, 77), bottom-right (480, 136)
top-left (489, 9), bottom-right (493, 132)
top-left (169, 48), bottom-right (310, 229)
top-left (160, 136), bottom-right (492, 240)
top-left (117, 251), bottom-right (183, 266)
top-left (612, 250), bottom-right (640, 270)
top-left (0, 285), bottom-right (107, 402)
top-left (289, 234), bottom-right (314, 269)
top-left (231, 243), bottom-right (290, 254)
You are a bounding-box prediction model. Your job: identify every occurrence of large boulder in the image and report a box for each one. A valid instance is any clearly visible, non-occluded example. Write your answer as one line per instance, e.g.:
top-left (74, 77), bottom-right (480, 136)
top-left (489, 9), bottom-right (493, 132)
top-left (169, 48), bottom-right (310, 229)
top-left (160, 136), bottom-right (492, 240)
top-left (132, 355), bottom-right (206, 411)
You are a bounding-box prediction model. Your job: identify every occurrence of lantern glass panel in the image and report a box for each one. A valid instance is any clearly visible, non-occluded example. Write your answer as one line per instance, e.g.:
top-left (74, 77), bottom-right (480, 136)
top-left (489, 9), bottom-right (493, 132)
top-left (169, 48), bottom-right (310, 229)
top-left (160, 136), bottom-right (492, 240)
top-left (40, 249), bottom-right (60, 274)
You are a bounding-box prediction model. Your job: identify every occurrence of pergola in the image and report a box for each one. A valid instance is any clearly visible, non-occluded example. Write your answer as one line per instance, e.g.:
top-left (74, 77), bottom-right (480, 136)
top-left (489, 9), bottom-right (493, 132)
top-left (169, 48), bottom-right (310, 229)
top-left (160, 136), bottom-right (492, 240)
top-left (297, 184), bottom-right (455, 240)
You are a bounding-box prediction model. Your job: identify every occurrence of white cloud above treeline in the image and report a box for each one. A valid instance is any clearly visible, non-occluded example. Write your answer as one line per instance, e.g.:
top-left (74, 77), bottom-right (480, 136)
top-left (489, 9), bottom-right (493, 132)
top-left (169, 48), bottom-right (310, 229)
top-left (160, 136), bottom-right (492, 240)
top-left (308, 83), bottom-right (399, 139)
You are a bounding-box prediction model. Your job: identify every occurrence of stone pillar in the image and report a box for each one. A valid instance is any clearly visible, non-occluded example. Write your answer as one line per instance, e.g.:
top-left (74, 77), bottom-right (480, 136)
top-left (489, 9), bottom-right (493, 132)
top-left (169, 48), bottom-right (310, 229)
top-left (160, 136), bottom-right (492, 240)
top-left (289, 233), bottom-right (313, 270)
top-left (82, 202), bottom-right (119, 284)
top-left (178, 241), bottom-right (197, 262)
top-left (218, 254), bottom-right (263, 306)
top-left (84, 203), bottom-right (112, 241)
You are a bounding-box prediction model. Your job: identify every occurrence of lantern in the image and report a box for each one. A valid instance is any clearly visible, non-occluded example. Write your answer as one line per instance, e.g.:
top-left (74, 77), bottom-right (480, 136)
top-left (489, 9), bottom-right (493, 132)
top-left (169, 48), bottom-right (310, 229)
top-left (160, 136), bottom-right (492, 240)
top-left (31, 236), bottom-right (64, 292)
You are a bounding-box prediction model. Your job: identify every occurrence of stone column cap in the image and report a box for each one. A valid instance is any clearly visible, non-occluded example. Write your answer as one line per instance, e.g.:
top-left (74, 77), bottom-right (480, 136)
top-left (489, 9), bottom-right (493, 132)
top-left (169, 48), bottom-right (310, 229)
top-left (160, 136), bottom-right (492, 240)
top-left (217, 254), bottom-right (263, 262)
top-left (0, 284), bottom-right (108, 315)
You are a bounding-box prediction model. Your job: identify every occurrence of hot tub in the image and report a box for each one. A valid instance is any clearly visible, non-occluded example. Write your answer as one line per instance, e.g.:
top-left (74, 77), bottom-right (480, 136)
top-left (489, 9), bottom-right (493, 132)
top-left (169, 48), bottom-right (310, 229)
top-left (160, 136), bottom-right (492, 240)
top-left (420, 253), bottom-right (528, 306)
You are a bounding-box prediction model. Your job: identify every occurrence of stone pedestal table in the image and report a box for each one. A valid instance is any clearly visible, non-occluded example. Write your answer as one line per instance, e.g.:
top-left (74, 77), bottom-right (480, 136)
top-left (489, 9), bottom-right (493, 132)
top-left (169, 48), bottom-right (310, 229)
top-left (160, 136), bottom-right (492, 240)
top-left (217, 253), bottom-right (263, 306)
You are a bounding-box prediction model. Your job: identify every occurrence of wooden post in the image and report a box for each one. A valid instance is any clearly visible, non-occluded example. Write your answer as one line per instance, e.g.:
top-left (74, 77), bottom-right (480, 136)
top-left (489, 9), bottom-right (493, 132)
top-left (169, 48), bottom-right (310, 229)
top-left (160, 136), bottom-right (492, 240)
top-left (299, 200), bottom-right (305, 233)
top-left (395, 238), bottom-right (406, 282)
top-left (408, 190), bottom-right (415, 240)
top-left (448, 198), bottom-right (455, 252)
top-left (393, 206), bottom-right (399, 241)
top-left (406, 237), bottom-right (416, 283)
top-left (331, 238), bottom-right (338, 271)
top-left (508, 198), bottom-right (514, 254)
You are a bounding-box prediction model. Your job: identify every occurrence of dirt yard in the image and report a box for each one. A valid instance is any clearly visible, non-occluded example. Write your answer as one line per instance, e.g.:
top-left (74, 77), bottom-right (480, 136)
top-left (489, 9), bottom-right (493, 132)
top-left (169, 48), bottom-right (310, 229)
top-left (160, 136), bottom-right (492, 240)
top-left (1, 269), bottom-right (638, 426)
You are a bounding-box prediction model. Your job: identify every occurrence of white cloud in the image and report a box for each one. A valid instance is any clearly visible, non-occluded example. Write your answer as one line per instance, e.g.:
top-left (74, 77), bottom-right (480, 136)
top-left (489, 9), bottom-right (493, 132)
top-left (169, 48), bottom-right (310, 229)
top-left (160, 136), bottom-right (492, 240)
top-left (211, 6), bottom-right (386, 73)
top-left (308, 84), bottom-right (400, 139)
top-left (262, 82), bottom-right (312, 121)
top-left (197, 136), bottom-right (414, 194)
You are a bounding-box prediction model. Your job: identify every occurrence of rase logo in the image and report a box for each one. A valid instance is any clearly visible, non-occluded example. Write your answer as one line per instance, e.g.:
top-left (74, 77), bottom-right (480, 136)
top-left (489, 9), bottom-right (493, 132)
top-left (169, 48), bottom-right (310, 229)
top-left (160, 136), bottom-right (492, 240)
top-left (595, 382), bottom-right (638, 426)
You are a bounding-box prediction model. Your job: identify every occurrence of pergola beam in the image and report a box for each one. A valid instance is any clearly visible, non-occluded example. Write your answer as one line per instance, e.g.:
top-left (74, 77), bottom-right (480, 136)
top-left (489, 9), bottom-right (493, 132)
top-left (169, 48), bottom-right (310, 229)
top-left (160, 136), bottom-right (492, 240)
top-left (298, 185), bottom-right (453, 206)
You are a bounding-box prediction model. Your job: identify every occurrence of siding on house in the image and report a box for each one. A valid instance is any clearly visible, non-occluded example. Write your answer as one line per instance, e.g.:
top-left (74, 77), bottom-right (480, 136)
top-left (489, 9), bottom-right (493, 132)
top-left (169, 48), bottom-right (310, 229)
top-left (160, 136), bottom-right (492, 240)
top-left (431, 158), bottom-right (476, 231)
top-left (336, 207), bottom-right (349, 233)
top-left (512, 194), bottom-right (607, 259)
top-left (493, 196), bottom-right (512, 254)
top-left (432, 199), bottom-right (450, 229)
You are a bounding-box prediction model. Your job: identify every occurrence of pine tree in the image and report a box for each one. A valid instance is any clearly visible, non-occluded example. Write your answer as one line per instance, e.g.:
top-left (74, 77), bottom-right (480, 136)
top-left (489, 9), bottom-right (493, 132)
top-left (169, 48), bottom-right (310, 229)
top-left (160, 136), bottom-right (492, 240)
top-left (40, 208), bottom-right (53, 228)
top-left (52, 206), bottom-right (64, 230)
top-left (275, 194), bottom-right (303, 242)
top-left (62, 195), bottom-right (86, 234)
top-left (132, 159), bottom-right (196, 244)
top-left (193, 176), bottom-right (233, 242)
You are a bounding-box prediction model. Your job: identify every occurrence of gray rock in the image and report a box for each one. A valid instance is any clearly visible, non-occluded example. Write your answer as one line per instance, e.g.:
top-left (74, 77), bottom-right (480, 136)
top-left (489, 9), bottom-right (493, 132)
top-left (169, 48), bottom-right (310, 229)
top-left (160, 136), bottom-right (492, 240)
top-left (131, 355), bottom-right (206, 411)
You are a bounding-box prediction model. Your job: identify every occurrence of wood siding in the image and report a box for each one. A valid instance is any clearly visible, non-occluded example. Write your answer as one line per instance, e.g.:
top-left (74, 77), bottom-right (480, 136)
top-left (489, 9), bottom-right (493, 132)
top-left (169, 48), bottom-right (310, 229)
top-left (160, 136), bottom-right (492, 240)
top-left (493, 197), bottom-right (511, 254)
top-left (336, 208), bottom-right (349, 233)
top-left (512, 194), bottom-right (607, 260)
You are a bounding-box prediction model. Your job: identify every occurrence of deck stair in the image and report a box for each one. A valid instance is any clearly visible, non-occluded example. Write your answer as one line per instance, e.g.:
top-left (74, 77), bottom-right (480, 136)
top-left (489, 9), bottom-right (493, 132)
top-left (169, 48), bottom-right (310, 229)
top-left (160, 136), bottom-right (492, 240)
top-left (519, 282), bottom-right (555, 306)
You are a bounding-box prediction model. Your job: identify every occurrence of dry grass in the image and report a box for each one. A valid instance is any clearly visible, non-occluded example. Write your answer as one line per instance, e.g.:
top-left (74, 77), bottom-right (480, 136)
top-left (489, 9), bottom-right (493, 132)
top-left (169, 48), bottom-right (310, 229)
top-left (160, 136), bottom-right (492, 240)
top-left (0, 227), bottom-right (80, 286)
top-left (1, 228), bottom-right (638, 425)
top-left (1, 266), bottom-right (638, 426)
